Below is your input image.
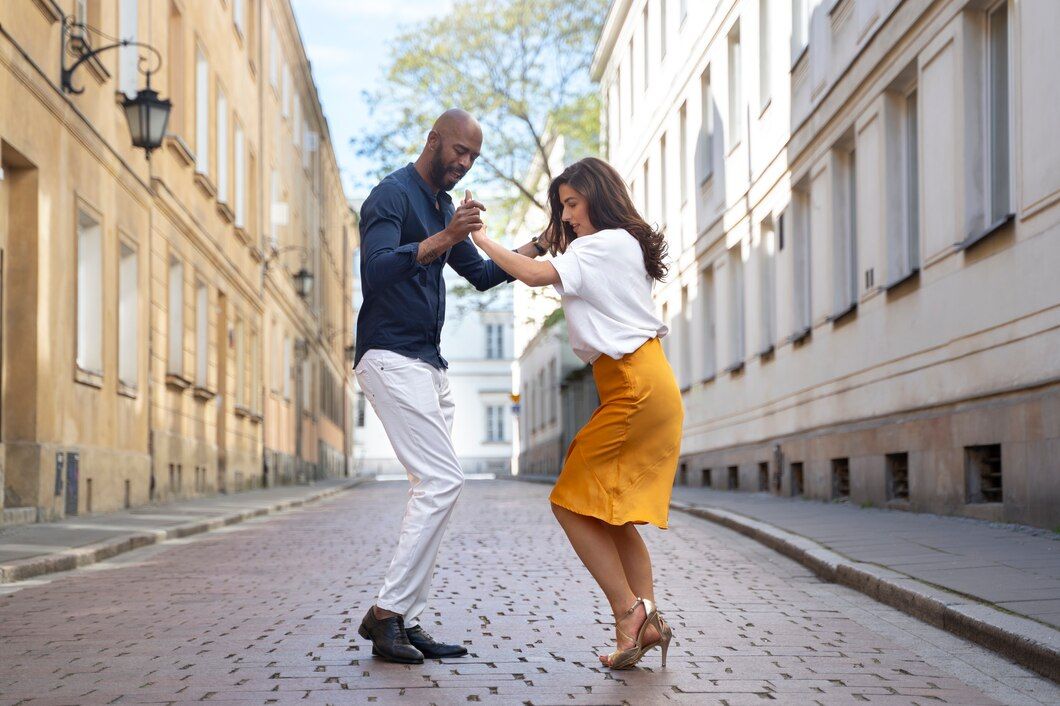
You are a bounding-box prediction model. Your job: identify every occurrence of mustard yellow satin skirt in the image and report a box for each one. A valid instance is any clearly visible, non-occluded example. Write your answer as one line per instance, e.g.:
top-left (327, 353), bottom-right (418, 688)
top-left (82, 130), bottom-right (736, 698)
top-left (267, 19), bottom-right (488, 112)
top-left (549, 337), bottom-right (684, 529)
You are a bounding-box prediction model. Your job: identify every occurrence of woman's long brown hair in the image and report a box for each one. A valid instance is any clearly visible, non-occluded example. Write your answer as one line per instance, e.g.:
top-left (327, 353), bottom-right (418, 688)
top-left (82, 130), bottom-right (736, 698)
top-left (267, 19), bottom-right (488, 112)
top-left (540, 157), bottom-right (669, 282)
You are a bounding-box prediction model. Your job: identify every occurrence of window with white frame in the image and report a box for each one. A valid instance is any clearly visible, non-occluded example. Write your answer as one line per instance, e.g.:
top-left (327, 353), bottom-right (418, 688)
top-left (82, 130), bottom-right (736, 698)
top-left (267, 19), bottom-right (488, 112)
top-left (234, 123), bottom-right (246, 227)
top-left (168, 256), bottom-right (184, 375)
top-left (791, 0), bottom-right (810, 62)
top-left (680, 0), bottom-right (688, 25)
top-left (679, 102), bottom-right (689, 204)
top-left (548, 359), bottom-right (557, 423)
top-left (888, 85), bottom-right (919, 284)
top-left (282, 64), bottom-right (290, 118)
top-left (485, 322), bottom-right (505, 359)
top-left (627, 39), bottom-right (634, 118)
top-left (659, 0), bottom-right (667, 60)
top-left (118, 0), bottom-right (138, 97)
top-left (486, 404), bottom-right (506, 442)
top-left (727, 22), bottom-right (743, 147)
top-left (659, 133), bottom-right (668, 229)
top-left (642, 159), bottom-right (650, 219)
top-left (759, 0), bottom-right (771, 110)
top-left (790, 184), bottom-right (812, 334)
top-left (758, 217), bottom-right (777, 352)
top-left (195, 281), bottom-right (208, 385)
top-left (699, 265), bottom-right (717, 379)
top-left (679, 285), bottom-right (692, 388)
top-left (76, 208), bottom-right (103, 375)
top-left (985, 1), bottom-right (1011, 226)
top-left (728, 245), bottom-right (745, 367)
top-left (641, 5), bottom-right (649, 97)
top-left (118, 242), bottom-right (138, 388)
top-left (283, 335), bottom-right (292, 400)
top-left (251, 327), bottom-right (261, 411)
top-left (216, 85), bottom-right (228, 203)
top-left (195, 48), bottom-right (209, 175)
top-left (698, 67), bottom-right (714, 183)
top-left (833, 144), bottom-right (858, 315)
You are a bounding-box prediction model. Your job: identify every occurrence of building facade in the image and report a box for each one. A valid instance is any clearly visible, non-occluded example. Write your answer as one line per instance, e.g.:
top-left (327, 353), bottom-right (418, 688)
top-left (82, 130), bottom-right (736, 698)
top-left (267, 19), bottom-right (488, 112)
top-left (351, 265), bottom-right (515, 477)
top-left (0, 0), bottom-right (357, 524)
top-left (594, 0), bottom-right (1060, 527)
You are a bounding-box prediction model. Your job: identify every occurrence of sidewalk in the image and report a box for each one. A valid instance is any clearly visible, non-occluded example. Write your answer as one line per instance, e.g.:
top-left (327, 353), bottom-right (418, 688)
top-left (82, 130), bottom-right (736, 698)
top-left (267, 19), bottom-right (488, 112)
top-left (671, 486), bottom-right (1060, 680)
top-left (0, 477), bottom-right (363, 584)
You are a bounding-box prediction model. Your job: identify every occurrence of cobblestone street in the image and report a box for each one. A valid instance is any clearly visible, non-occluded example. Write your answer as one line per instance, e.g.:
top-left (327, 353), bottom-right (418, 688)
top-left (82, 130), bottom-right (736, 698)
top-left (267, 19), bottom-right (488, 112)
top-left (0, 481), bottom-right (1056, 705)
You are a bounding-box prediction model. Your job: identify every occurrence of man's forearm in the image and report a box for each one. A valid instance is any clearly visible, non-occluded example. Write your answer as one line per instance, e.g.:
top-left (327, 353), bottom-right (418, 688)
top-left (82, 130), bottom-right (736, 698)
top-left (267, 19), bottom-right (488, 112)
top-left (417, 230), bottom-right (459, 265)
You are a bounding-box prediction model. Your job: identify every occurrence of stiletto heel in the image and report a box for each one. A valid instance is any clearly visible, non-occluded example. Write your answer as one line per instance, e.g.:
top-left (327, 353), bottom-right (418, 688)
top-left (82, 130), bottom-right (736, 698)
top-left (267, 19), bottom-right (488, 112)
top-left (602, 598), bottom-right (672, 670)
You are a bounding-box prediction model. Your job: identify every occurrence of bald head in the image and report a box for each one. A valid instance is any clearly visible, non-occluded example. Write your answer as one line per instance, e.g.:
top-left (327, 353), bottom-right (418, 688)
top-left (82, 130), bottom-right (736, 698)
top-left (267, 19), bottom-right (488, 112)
top-left (421, 108), bottom-right (483, 191)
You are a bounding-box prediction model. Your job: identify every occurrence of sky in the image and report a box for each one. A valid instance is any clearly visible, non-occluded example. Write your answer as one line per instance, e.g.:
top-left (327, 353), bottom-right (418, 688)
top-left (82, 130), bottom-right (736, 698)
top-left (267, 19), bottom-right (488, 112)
top-left (291, 0), bottom-right (456, 202)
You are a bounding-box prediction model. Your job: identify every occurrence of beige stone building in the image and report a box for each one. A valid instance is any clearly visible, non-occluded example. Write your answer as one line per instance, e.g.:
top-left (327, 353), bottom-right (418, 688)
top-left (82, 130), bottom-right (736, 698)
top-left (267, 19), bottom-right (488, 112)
top-left (0, 0), bottom-right (357, 523)
top-left (594, 0), bottom-right (1059, 527)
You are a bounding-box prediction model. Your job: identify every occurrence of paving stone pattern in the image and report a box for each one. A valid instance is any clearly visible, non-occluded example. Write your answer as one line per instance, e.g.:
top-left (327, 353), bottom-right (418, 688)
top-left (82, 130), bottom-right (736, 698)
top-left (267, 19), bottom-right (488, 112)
top-left (0, 481), bottom-right (1056, 705)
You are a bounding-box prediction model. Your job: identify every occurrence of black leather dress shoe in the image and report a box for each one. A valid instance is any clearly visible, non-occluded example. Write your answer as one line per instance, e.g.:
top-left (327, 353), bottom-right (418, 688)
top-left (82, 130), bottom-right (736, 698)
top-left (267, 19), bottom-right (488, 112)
top-left (358, 608), bottom-right (424, 664)
top-left (405, 625), bottom-right (469, 658)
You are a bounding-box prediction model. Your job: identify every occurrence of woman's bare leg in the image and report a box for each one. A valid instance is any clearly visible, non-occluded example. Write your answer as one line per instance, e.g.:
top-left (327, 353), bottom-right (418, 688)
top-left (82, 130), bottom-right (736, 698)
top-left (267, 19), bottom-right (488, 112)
top-left (551, 504), bottom-right (660, 664)
top-left (606, 523), bottom-right (655, 603)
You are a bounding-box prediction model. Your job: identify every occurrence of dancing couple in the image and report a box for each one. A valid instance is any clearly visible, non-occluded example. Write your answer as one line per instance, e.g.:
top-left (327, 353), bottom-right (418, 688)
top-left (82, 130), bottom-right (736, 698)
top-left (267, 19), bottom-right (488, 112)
top-left (354, 109), bottom-right (683, 670)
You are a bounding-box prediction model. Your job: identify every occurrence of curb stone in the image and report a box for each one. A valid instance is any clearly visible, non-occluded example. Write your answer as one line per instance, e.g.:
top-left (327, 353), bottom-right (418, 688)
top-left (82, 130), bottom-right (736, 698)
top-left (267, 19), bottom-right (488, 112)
top-left (0, 479), bottom-right (366, 584)
top-left (670, 501), bottom-right (1060, 683)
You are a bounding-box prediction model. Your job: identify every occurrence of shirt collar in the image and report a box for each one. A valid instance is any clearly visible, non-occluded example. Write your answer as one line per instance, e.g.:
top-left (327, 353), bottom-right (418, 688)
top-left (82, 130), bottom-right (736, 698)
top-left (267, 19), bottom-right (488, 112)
top-left (405, 163), bottom-right (452, 205)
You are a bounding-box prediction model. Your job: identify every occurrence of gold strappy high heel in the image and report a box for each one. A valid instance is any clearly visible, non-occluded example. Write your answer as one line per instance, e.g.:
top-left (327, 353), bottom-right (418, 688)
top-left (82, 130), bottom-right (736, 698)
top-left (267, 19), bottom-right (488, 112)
top-left (603, 598), bottom-right (674, 669)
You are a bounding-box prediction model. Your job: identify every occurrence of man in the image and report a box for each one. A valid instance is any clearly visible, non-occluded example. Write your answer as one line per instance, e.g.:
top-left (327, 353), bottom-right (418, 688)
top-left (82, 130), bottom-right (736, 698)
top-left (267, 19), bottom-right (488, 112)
top-left (354, 109), bottom-right (549, 663)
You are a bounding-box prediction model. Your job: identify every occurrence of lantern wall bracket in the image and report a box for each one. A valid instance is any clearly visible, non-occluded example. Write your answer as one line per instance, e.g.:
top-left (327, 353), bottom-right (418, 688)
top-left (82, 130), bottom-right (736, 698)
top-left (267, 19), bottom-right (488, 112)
top-left (60, 15), bottom-right (163, 95)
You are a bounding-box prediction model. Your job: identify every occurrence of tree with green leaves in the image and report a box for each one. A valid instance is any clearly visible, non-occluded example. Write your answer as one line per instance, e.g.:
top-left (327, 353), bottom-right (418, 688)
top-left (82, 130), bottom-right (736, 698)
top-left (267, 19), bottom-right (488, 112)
top-left (355, 0), bottom-right (608, 229)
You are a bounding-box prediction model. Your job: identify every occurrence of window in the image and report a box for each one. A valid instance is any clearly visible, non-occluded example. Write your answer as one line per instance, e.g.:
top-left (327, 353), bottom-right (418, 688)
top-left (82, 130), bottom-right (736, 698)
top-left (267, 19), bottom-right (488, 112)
top-left (270, 168), bottom-right (282, 248)
top-left (833, 144), bottom-right (857, 316)
top-left (680, 0), bottom-right (688, 24)
top-left (234, 123), bottom-right (246, 227)
top-left (76, 208), bottom-right (103, 375)
top-left (661, 302), bottom-right (670, 358)
top-left (659, 133), bottom-right (667, 229)
top-left (986, 1), bottom-right (1010, 225)
top-left (627, 39), bottom-right (634, 117)
top-left (679, 285), bottom-right (691, 388)
top-left (887, 452), bottom-right (910, 501)
top-left (642, 159), bottom-right (650, 219)
top-left (727, 23), bottom-right (743, 147)
top-left (642, 6), bottom-right (649, 97)
top-left (888, 87), bottom-right (919, 284)
top-left (195, 47), bottom-right (209, 175)
top-left (486, 404), bottom-right (506, 442)
top-left (679, 102), bottom-right (688, 204)
top-left (251, 327), bottom-right (261, 411)
top-left (966, 444), bottom-right (1002, 503)
top-left (728, 245), bottom-right (745, 367)
top-left (168, 257), bottom-right (184, 375)
top-left (548, 359), bottom-right (557, 423)
top-left (118, 0), bottom-right (138, 97)
top-left (791, 0), bottom-right (810, 62)
top-left (832, 458), bottom-right (850, 498)
top-left (282, 64), bottom-right (290, 118)
top-left (791, 185), bottom-right (812, 334)
top-left (699, 265), bottom-right (716, 379)
top-left (167, 2), bottom-right (185, 138)
top-left (355, 392), bottom-right (366, 428)
top-left (195, 281), bottom-right (208, 385)
top-left (485, 322), bottom-right (504, 359)
top-left (283, 335), bottom-right (292, 400)
top-left (659, 0), bottom-right (666, 60)
top-left (758, 217), bottom-right (776, 353)
top-left (698, 67), bottom-right (714, 183)
top-left (612, 74), bottom-right (621, 148)
top-left (235, 317), bottom-right (245, 406)
top-left (233, 0), bottom-right (245, 35)
top-left (216, 85), bottom-right (228, 203)
top-left (758, 0), bottom-right (771, 109)
top-left (118, 242), bottom-right (138, 388)
top-left (269, 25), bottom-right (279, 89)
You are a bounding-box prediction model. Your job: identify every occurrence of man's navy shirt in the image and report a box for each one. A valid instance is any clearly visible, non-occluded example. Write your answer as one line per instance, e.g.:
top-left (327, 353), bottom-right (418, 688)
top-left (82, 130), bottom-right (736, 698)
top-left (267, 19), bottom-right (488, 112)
top-left (355, 164), bottom-right (514, 370)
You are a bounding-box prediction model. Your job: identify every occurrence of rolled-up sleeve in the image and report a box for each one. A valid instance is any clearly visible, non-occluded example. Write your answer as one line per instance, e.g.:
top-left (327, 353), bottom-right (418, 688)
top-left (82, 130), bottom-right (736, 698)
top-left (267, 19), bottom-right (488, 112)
top-left (360, 182), bottom-right (424, 294)
top-left (447, 238), bottom-right (516, 292)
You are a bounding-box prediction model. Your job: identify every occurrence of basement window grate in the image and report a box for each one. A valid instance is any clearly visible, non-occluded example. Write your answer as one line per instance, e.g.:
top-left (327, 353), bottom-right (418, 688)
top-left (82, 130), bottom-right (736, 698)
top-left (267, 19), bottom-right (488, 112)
top-left (728, 465), bottom-right (739, 490)
top-left (832, 458), bottom-right (850, 498)
top-left (758, 462), bottom-right (769, 491)
top-left (887, 452), bottom-right (910, 500)
top-left (966, 444), bottom-right (1002, 503)
top-left (790, 462), bottom-right (804, 496)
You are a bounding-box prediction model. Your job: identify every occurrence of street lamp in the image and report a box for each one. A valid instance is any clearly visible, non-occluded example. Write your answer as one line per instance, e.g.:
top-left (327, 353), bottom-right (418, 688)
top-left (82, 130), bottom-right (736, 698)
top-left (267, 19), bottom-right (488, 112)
top-left (293, 267), bottom-right (314, 300)
top-left (60, 15), bottom-right (171, 159)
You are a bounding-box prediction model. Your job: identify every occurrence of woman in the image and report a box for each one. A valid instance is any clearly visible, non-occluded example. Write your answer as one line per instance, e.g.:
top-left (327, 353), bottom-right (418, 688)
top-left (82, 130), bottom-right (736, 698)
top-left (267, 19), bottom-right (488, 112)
top-left (470, 157), bottom-right (683, 669)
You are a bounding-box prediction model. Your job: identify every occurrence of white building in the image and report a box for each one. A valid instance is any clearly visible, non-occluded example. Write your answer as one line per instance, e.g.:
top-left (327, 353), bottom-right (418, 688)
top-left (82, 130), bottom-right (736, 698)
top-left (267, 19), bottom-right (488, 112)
top-left (594, 0), bottom-right (1060, 527)
top-left (351, 252), bottom-right (515, 476)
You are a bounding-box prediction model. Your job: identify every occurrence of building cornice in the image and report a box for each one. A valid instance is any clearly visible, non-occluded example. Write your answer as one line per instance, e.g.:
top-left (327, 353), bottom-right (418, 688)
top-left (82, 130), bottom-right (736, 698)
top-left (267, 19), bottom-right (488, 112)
top-left (590, 0), bottom-right (633, 82)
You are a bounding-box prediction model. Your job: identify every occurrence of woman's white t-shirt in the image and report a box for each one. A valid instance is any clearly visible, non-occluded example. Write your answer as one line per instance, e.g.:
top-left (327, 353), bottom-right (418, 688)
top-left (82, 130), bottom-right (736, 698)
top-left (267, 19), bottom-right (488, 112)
top-left (550, 228), bottom-right (668, 364)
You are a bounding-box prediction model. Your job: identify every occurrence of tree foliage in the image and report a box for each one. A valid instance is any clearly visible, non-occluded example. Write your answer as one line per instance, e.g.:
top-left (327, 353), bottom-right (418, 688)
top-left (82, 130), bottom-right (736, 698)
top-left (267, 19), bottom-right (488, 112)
top-left (356, 0), bottom-right (608, 222)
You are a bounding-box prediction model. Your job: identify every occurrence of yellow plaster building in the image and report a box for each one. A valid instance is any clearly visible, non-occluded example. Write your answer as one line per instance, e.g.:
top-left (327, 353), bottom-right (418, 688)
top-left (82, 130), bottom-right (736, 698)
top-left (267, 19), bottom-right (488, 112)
top-left (0, 0), bottom-right (357, 523)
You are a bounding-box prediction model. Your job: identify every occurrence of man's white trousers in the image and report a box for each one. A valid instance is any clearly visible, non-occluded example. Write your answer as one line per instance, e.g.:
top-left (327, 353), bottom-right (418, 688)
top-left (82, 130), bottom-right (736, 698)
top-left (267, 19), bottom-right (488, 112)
top-left (354, 349), bottom-right (464, 628)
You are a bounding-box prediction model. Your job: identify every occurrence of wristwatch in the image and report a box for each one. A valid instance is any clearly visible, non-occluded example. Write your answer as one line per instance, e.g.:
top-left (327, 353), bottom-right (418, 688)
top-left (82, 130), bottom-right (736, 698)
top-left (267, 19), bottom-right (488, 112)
top-left (531, 237), bottom-right (547, 256)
